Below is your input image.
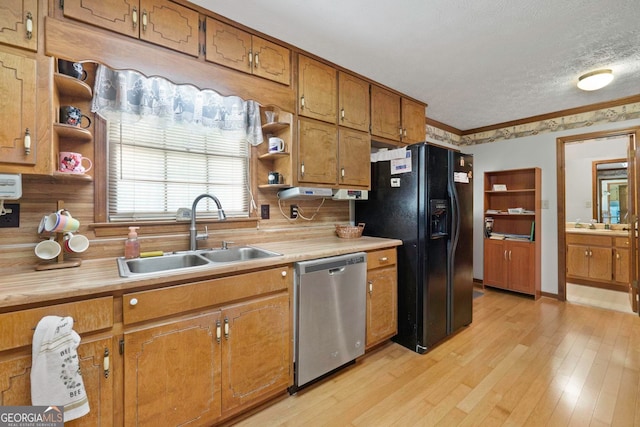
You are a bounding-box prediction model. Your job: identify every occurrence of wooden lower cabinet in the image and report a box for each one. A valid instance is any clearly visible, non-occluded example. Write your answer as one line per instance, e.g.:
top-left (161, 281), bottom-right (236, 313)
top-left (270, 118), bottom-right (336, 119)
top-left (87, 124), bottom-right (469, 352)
top-left (484, 239), bottom-right (536, 296)
top-left (365, 248), bottom-right (398, 349)
top-left (123, 292), bottom-right (290, 426)
top-left (0, 298), bottom-right (115, 425)
top-left (566, 233), bottom-right (631, 290)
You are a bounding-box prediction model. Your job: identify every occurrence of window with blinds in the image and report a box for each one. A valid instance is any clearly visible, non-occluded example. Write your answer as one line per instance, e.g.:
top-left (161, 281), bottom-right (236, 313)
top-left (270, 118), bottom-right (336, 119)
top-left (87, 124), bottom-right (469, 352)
top-left (107, 118), bottom-right (250, 221)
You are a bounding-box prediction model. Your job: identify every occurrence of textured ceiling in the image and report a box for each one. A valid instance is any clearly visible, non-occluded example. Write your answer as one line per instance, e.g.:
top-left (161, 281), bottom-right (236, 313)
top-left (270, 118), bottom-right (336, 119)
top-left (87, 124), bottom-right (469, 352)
top-left (190, 0), bottom-right (640, 131)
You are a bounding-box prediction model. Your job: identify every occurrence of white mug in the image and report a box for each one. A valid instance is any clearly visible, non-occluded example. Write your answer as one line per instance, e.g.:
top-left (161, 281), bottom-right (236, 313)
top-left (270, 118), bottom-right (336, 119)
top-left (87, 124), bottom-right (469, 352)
top-left (35, 238), bottom-right (61, 260)
top-left (268, 137), bottom-right (285, 153)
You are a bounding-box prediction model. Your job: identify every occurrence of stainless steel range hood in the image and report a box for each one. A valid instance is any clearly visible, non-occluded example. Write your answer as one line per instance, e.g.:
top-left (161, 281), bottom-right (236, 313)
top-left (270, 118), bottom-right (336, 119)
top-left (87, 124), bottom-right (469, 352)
top-left (277, 187), bottom-right (334, 200)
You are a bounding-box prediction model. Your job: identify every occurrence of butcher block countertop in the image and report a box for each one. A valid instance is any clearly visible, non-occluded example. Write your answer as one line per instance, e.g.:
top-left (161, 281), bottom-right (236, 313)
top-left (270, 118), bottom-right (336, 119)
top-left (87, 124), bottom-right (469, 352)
top-left (0, 236), bottom-right (401, 310)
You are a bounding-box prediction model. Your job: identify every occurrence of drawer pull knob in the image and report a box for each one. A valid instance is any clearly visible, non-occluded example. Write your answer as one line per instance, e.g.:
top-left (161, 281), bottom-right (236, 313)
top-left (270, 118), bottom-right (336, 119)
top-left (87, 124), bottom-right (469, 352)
top-left (129, 298), bottom-right (138, 306)
top-left (281, 270), bottom-right (287, 277)
top-left (379, 257), bottom-right (388, 262)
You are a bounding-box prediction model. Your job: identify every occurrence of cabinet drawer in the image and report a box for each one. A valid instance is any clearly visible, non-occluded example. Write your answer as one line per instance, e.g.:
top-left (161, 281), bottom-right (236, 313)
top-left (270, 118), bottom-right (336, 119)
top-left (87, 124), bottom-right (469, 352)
top-left (0, 297), bottom-right (113, 352)
top-left (367, 248), bottom-right (397, 270)
top-left (566, 234), bottom-right (611, 246)
top-left (123, 267), bottom-right (291, 325)
top-left (614, 237), bottom-right (630, 247)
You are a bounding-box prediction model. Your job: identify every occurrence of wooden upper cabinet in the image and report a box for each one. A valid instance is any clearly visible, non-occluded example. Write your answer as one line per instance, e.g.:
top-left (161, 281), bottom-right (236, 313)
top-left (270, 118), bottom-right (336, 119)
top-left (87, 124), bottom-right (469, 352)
top-left (297, 118), bottom-right (338, 185)
top-left (338, 128), bottom-right (370, 188)
top-left (371, 85), bottom-right (401, 141)
top-left (62, 0), bottom-right (200, 57)
top-left (0, 0), bottom-right (38, 51)
top-left (298, 55), bottom-right (337, 123)
top-left (140, 0), bottom-right (199, 56)
top-left (401, 97), bottom-right (426, 143)
top-left (0, 50), bottom-right (37, 166)
top-left (338, 71), bottom-right (369, 132)
top-left (205, 18), bottom-right (291, 85)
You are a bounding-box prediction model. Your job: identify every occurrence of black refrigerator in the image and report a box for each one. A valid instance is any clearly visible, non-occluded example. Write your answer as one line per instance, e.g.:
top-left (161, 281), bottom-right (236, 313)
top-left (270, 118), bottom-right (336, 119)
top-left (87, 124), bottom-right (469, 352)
top-left (355, 143), bottom-right (473, 354)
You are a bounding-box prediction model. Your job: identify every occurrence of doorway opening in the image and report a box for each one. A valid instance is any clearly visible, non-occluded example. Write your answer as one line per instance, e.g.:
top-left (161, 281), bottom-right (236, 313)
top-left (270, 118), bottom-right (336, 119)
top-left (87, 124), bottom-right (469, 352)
top-left (556, 127), bottom-right (639, 314)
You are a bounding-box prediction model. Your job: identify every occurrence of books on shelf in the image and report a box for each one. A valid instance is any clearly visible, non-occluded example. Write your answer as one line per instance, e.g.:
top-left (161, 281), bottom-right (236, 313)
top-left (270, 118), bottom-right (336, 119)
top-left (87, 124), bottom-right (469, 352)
top-left (489, 233), bottom-right (505, 240)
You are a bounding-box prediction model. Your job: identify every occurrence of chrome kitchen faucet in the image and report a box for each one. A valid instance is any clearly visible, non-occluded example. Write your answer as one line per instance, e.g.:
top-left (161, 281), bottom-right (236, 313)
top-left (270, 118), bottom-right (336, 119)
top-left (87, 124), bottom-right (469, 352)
top-left (189, 194), bottom-right (226, 251)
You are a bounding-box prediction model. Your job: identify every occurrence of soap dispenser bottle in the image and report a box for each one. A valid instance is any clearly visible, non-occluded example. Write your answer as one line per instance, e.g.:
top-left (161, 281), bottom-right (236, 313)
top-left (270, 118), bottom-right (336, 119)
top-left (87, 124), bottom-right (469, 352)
top-left (124, 226), bottom-right (140, 259)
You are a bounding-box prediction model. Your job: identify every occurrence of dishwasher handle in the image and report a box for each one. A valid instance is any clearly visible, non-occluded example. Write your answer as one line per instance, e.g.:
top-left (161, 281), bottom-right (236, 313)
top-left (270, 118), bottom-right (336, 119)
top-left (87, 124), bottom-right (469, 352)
top-left (328, 266), bottom-right (346, 275)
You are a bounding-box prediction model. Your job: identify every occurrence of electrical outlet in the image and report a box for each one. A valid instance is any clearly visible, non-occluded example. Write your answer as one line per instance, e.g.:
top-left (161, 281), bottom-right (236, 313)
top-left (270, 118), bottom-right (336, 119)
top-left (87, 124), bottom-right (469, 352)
top-left (260, 204), bottom-right (270, 219)
top-left (0, 203), bottom-right (20, 228)
top-left (290, 204), bottom-right (298, 219)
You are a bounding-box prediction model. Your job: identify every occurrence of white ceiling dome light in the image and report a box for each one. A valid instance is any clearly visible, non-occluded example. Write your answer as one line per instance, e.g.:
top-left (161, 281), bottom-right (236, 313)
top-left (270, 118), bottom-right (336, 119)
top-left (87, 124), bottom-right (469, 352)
top-left (577, 69), bottom-right (614, 91)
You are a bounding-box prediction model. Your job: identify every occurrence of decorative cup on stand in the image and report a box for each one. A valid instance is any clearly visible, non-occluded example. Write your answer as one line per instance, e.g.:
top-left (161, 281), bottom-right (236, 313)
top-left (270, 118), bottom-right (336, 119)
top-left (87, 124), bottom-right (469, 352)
top-left (44, 209), bottom-right (80, 233)
top-left (35, 238), bottom-right (62, 260)
top-left (59, 152), bottom-right (92, 174)
top-left (57, 59), bottom-right (87, 81)
top-left (268, 137), bottom-right (285, 153)
top-left (59, 106), bottom-right (92, 129)
top-left (63, 232), bottom-right (90, 253)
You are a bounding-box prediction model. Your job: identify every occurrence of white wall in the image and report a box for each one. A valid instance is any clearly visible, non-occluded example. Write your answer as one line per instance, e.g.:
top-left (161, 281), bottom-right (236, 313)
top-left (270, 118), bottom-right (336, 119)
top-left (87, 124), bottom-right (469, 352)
top-left (565, 137), bottom-right (627, 221)
top-left (443, 118), bottom-right (640, 296)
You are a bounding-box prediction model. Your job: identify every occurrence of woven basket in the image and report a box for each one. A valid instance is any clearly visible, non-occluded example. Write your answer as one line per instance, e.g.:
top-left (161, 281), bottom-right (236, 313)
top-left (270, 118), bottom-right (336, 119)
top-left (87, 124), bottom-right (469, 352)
top-left (335, 223), bottom-right (365, 239)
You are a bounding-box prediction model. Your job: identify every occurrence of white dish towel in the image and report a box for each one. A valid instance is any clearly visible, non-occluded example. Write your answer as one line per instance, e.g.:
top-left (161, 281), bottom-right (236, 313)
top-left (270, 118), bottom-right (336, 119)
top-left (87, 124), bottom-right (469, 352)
top-left (31, 315), bottom-right (90, 422)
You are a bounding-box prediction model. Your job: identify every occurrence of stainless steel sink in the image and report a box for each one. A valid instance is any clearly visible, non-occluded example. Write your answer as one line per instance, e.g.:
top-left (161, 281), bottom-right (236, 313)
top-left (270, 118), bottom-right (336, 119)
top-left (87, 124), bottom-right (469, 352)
top-left (116, 246), bottom-right (281, 277)
top-left (199, 246), bottom-right (282, 263)
top-left (117, 253), bottom-right (210, 277)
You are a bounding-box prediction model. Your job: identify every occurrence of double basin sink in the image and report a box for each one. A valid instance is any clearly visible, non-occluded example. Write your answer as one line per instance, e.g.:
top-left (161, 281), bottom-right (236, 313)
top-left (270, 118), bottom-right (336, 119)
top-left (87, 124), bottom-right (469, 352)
top-left (117, 246), bottom-right (281, 277)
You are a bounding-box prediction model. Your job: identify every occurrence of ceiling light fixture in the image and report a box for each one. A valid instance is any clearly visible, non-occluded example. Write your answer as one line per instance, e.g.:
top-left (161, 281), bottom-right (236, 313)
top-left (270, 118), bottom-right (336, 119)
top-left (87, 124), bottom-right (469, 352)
top-left (577, 69), bottom-right (614, 91)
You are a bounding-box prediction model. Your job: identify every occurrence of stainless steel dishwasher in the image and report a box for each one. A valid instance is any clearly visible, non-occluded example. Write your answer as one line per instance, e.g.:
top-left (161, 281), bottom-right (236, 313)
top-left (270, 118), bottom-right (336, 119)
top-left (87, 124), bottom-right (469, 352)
top-left (292, 252), bottom-right (367, 391)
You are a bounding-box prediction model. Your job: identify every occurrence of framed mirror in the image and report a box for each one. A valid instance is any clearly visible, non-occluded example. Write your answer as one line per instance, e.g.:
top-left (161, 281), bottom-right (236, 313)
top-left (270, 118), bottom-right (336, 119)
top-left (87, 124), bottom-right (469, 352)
top-left (592, 158), bottom-right (628, 223)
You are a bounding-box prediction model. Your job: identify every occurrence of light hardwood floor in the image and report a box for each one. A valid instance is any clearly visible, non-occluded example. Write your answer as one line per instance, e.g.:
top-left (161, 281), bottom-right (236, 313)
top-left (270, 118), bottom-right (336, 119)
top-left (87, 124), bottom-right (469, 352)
top-left (235, 288), bottom-right (640, 426)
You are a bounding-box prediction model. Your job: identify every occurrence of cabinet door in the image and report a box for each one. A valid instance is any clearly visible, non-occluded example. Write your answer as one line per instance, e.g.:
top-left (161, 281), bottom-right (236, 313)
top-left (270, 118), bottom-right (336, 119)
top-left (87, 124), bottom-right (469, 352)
top-left (298, 55), bottom-right (337, 123)
top-left (567, 244), bottom-right (589, 278)
top-left (139, 0), bottom-right (200, 57)
top-left (67, 337), bottom-right (115, 427)
top-left (589, 246), bottom-right (613, 281)
top-left (366, 267), bottom-right (397, 349)
top-left (401, 98), bottom-right (426, 143)
top-left (483, 239), bottom-right (507, 289)
top-left (615, 247), bottom-right (630, 284)
top-left (338, 71), bottom-right (369, 132)
top-left (371, 85), bottom-right (401, 141)
top-left (252, 35), bottom-right (290, 85)
top-left (298, 118), bottom-right (337, 185)
top-left (0, 0), bottom-right (37, 51)
top-left (338, 128), bottom-right (370, 188)
top-left (221, 293), bottom-right (290, 413)
top-left (0, 49), bottom-right (36, 166)
top-left (124, 313), bottom-right (222, 426)
top-left (63, 0), bottom-right (138, 38)
top-left (508, 242), bottom-right (534, 294)
top-left (0, 337), bottom-right (114, 426)
top-left (205, 17), bottom-right (252, 74)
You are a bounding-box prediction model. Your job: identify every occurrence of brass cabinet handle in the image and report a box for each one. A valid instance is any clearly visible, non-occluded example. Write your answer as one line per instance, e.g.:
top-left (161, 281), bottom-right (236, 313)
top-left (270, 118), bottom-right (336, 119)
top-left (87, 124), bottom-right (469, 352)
top-left (132, 7), bottom-right (138, 29)
top-left (504, 250), bottom-right (508, 260)
top-left (224, 317), bottom-right (229, 340)
top-left (248, 50), bottom-right (253, 66)
top-left (300, 95), bottom-right (305, 109)
top-left (341, 108), bottom-right (345, 121)
top-left (142, 10), bottom-right (148, 32)
top-left (254, 53), bottom-right (259, 68)
top-left (25, 12), bottom-right (33, 39)
top-left (103, 348), bottom-right (110, 378)
top-left (300, 162), bottom-right (305, 177)
top-left (368, 280), bottom-right (373, 295)
top-left (341, 167), bottom-right (345, 179)
top-left (509, 250), bottom-right (512, 261)
top-left (216, 319), bottom-right (221, 343)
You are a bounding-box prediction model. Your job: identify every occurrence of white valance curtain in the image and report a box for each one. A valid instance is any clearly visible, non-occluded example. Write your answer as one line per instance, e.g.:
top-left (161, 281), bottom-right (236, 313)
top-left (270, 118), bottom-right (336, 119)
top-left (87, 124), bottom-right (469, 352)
top-left (91, 65), bottom-right (263, 145)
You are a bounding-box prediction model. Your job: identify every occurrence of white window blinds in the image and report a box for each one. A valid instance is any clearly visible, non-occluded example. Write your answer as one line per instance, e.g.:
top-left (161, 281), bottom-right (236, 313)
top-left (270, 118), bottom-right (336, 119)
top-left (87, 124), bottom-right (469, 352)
top-left (107, 117), bottom-right (250, 221)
